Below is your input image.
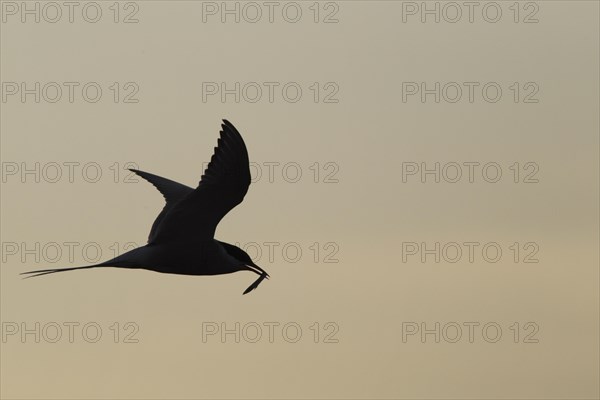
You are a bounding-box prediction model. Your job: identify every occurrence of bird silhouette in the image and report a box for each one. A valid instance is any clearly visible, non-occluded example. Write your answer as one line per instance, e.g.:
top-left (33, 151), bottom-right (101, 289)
top-left (21, 120), bottom-right (270, 294)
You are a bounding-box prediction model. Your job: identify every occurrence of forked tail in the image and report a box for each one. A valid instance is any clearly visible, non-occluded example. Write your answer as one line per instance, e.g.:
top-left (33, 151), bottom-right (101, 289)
top-left (21, 245), bottom-right (149, 279)
top-left (21, 263), bottom-right (110, 279)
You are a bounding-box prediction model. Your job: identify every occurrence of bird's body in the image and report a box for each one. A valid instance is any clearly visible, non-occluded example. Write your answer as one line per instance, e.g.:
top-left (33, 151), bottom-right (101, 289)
top-left (105, 241), bottom-right (243, 276)
top-left (22, 120), bottom-right (269, 294)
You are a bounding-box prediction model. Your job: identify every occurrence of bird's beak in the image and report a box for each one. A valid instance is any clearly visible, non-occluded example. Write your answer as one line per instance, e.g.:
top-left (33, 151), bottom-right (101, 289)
top-left (249, 261), bottom-right (269, 279)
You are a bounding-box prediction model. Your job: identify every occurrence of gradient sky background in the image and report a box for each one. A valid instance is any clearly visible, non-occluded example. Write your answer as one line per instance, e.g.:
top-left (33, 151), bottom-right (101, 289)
top-left (1, 1), bottom-right (599, 399)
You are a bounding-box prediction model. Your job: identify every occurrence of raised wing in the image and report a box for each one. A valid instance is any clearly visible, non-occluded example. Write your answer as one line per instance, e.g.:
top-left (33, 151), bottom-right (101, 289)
top-left (130, 169), bottom-right (193, 204)
top-left (129, 169), bottom-right (194, 243)
top-left (148, 120), bottom-right (251, 243)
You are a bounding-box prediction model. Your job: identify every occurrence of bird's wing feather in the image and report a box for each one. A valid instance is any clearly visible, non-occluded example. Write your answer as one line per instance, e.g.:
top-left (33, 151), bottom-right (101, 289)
top-left (149, 120), bottom-right (251, 243)
top-left (130, 169), bottom-right (193, 203)
top-left (129, 169), bottom-right (194, 243)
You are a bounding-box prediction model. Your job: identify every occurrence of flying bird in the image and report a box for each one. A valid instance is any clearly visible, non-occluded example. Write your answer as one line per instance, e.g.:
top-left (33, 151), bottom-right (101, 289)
top-left (22, 120), bottom-right (270, 294)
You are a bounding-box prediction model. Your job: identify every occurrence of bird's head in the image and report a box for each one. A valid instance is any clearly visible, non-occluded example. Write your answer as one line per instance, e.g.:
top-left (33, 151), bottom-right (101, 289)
top-left (235, 247), bottom-right (269, 277)
top-left (219, 241), bottom-right (269, 277)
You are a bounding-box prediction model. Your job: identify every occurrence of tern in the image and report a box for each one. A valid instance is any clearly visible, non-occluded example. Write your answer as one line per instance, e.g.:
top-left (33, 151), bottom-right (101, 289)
top-left (22, 120), bottom-right (270, 294)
